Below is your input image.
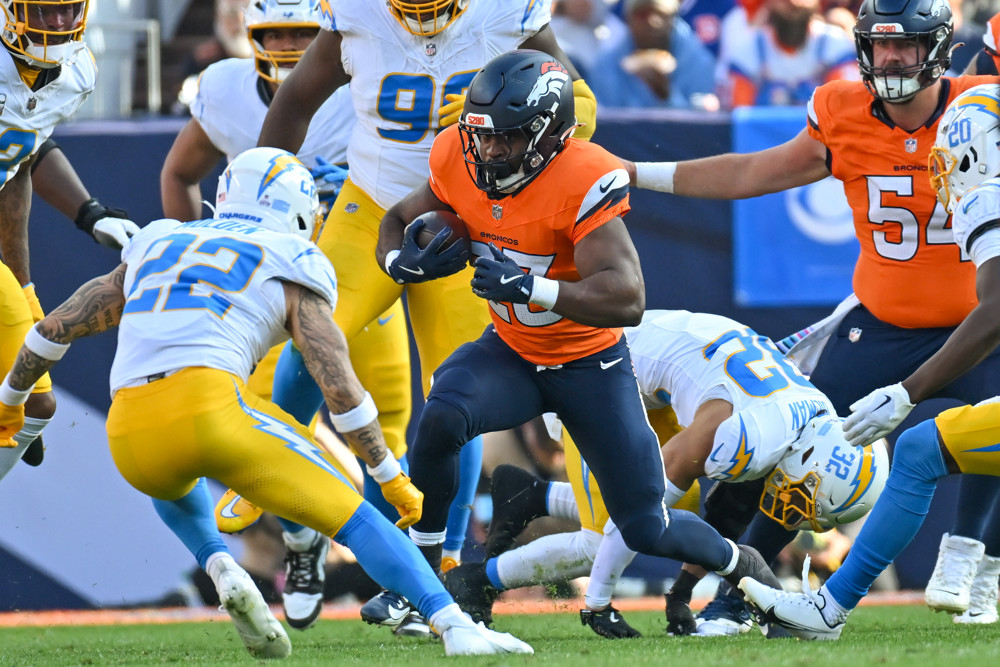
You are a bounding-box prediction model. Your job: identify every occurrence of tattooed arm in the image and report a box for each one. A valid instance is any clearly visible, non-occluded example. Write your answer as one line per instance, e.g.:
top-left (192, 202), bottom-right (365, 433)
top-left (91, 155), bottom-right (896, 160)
top-left (0, 161), bottom-right (33, 287)
top-left (281, 279), bottom-right (389, 467)
top-left (6, 264), bottom-right (127, 392)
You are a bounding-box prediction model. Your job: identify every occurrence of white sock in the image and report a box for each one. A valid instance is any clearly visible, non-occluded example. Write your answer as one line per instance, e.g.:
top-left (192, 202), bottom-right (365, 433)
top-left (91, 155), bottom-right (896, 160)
top-left (0, 416), bottom-right (49, 482)
top-left (496, 529), bottom-right (601, 589)
top-left (283, 526), bottom-right (320, 551)
top-left (714, 539), bottom-right (740, 577)
top-left (546, 481), bottom-right (577, 520)
top-left (429, 602), bottom-right (473, 632)
top-left (818, 584), bottom-right (850, 625)
top-left (205, 552), bottom-right (239, 587)
top-left (584, 522), bottom-right (637, 610)
top-left (408, 528), bottom-right (447, 546)
top-left (442, 548), bottom-right (461, 562)
top-left (664, 478), bottom-right (688, 509)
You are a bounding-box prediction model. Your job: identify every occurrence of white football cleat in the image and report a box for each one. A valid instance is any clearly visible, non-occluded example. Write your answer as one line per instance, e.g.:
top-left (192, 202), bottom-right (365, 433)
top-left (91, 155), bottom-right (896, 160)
top-left (217, 562), bottom-right (291, 659)
top-left (442, 621), bottom-right (534, 656)
top-left (739, 559), bottom-right (845, 641)
top-left (925, 533), bottom-right (985, 614)
top-left (953, 554), bottom-right (1000, 625)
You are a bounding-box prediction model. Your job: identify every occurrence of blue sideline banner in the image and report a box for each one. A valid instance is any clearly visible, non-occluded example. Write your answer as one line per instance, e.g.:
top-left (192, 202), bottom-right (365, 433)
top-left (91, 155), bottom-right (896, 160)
top-left (732, 106), bottom-right (859, 306)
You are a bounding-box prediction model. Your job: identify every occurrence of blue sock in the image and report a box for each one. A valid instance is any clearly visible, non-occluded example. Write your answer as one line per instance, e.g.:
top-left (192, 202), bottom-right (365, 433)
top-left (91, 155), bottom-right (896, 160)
top-left (271, 340), bottom-right (326, 536)
top-left (359, 453), bottom-right (410, 520)
top-left (444, 435), bottom-right (482, 553)
top-left (826, 419), bottom-right (947, 609)
top-left (335, 502), bottom-right (452, 617)
top-left (485, 557), bottom-right (504, 589)
top-left (152, 478), bottom-right (229, 569)
top-left (272, 340), bottom-right (324, 426)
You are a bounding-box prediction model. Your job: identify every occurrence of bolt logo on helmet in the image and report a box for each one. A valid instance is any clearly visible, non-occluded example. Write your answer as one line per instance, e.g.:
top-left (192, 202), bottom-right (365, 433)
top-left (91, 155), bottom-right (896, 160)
top-left (929, 84), bottom-right (1000, 214)
top-left (388, 0), bottom-right (469, 37)
top-left (459, 50), bottom-right (577, 200)
top-left (854, 0), bottom-right (953, 103)
top-left (244, 0), bottom-right (321, 85)
top-left (1, 0), bottom-right (89, 68)
top-left (216, 147), bottom-right (323, 242)
top-left (760, 415), bottom-right (889, 531)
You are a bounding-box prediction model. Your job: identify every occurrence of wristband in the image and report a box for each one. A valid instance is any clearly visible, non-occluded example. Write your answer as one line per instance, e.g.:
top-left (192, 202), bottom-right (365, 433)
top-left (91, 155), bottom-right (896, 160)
top-left (366, 456), bottom-right (403, 484)
top-left (0, 375), bottom-right (31, 406)
top-left (528, 276), bottom-right (559, 310)
top-left (328, 391), bottom-right (378, 432)
top-left (24, 326), bottom-right (70, 361)
top-left (635, 162), bottom-right (677, 193)
top-left (384, 249), bottom-right (404, 284)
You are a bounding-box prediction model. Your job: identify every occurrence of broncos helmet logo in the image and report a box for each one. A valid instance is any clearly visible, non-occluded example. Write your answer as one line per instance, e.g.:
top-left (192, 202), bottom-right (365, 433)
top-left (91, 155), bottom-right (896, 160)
top-left (526, 63), bottom-right (570, 108)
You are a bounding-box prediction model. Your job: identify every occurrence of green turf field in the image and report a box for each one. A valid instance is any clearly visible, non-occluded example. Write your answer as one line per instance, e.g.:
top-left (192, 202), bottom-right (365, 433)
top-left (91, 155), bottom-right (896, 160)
top-left (1, 606), bottom-right (997, 666)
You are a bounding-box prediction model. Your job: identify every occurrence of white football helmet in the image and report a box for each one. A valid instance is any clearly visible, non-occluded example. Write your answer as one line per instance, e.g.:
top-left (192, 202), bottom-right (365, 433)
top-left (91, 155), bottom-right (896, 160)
top-left (216, 147), bottom-right (322, 242)
top-left (1, 0), bottom-right (89, 68)
top-left (760, 414), bottom-right (889, 532)
top-left (929, 84), bottom-right (1000, 214)
top-left (244, 0), bottom-right (321, 84)
top-left (388, 0), bottom-right (469, 37)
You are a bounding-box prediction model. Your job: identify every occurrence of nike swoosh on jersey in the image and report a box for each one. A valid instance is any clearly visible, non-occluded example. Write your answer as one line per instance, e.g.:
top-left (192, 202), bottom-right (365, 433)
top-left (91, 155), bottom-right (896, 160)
top-left (600, 358), bottom-right (623, 370)
top-left (599, 180), bottom-right (613, 193)
top-left (500, 274), bottom-right (521, 284)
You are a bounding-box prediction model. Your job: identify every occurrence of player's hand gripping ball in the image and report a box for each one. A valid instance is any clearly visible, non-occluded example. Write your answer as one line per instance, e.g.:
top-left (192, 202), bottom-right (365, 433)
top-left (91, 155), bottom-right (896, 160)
top-left (388, 210), bottom-right (471, 283)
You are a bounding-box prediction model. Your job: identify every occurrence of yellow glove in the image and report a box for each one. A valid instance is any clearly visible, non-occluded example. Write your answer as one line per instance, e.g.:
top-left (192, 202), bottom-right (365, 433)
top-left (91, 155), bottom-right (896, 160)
top-left (22, 284), bottom-right (44, 323)
top-left (380, 472), bottom-right (424, 529)
top-left (439, 93), bottom-right (465, 128)
top-left (0, 401), bottom-right (25, 445)
top-left (572, 79), bottom-right (597, 141)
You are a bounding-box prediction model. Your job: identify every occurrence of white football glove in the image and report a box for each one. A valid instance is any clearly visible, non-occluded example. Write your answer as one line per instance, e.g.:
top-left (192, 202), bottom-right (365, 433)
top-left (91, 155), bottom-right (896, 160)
top-left (842, 382), bottom-right (914, 447)
top-left (92, 216), bottom-right (140, 249)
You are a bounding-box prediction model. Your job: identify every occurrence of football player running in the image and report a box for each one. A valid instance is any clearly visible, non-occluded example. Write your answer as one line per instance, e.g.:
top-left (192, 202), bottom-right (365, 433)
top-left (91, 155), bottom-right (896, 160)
top-left (255, 0), bottom-right (600, 634)
top-left (442, 310), bottom-right (887, 638)
top-left (741, 83), bottom-right (1000, 638)
top-left (0, 147), bottom-right (534, 659)
top-left (0, 0), bottom-right (138, 482)
top-left (618, 0), bottom-right (1000, 631)
top-left (376, 50), bottom-right (785, 630)
top-left (159, 0), bottom-right (412, 631)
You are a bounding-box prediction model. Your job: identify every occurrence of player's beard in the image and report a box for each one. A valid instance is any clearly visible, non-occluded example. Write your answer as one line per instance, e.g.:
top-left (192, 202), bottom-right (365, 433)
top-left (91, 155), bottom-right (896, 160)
top-left (770, 10), bottom-right (812, 51)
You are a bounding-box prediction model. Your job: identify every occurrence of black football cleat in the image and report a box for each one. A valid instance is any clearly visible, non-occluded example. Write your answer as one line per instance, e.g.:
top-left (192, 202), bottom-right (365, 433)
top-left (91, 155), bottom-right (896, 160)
top-left (580, 605), bottom-right (642, 639)
top-left (665, 591), bottom-right (697, 636)
top-left (484, 464), bottom-right (548, 558)
top-left (21, 436), bottom-right (44, 467)
top-left (442, 562), bottom-right (499, 627)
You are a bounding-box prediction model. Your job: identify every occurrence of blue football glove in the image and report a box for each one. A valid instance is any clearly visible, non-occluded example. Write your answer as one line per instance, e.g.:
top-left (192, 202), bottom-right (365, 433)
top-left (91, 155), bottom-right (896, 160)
top-left (471, 243), bottom-right (533, 303)
top-left (386, 218), bottom-right (470, 284)
top-left (310, 157), bottom-right (349, 209)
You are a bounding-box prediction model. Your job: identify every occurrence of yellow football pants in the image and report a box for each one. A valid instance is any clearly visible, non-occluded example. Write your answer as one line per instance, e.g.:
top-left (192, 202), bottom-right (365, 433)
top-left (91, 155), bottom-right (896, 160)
top-left (0, 262), bottom-right (50, 393)
top-left (108, 368), bottom-right (363, 537)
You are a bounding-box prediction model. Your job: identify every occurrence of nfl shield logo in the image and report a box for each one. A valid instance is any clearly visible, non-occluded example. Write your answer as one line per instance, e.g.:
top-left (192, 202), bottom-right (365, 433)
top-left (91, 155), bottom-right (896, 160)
top-left (492, 204), bottom-right (502, 220)
top-left (425, 43), bottom-right (436, 57)
top-left (26, 97), bottom-right (36, 111)
top-left (344, 202), bottom-right (359, 213)
top-left (904, 138), bottom-right (917, 153)
top-left (849, 327), bottom-right (862, 343)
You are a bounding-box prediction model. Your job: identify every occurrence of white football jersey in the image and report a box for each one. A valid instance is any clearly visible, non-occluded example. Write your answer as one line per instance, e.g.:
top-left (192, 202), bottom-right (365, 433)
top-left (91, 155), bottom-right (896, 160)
top-left (110, 218), bottom-right (338, 394)
top-left (321, 0), bottom-right (551, 208)
top-left (952, 178), bottom-right (1000, 267)
top-left (190, 57), bottom-right (352, 167)
top-left (625, 310), bottom-right (836, 481)
top-left (0, 46), bottom-right (96, 186)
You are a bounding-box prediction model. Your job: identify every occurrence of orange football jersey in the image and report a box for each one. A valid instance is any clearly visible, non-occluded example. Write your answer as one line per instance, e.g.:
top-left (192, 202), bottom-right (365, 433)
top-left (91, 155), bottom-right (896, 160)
top-left (807, 77), bottom-right (995, 328)
top-left (428, 126), bottom-right (631, 366)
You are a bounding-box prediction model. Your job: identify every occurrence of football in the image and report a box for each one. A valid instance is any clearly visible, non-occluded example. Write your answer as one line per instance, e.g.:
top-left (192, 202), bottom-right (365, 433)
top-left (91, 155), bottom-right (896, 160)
top-left (410, 210), bottom-right (470, 254)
